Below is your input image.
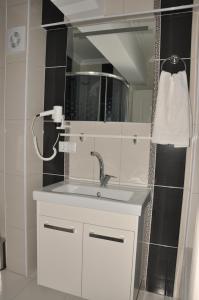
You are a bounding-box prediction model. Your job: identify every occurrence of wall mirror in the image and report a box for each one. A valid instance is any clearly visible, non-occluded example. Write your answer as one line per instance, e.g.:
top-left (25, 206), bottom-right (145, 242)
top-left (65, 16), bottom-right (156, 122)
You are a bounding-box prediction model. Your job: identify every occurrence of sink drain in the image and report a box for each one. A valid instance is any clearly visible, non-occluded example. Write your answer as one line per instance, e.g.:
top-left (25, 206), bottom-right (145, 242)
top-left (96, 192), bottom-right (101, 198)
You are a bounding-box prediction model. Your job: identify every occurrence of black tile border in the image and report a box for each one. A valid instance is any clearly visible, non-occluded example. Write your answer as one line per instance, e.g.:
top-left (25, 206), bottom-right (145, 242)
top-left (42, 0), bottom-right (64, 26)
top-left (46, 27), bottom-right (68, 67)
top-left (44, 67), bottom-right (66, 116)
top-left (150, 186), bottom-right (183, 247)
top-left (147, 1), bottom-right (193, 296)
top-left (147, 244), bottom-right (178, 297)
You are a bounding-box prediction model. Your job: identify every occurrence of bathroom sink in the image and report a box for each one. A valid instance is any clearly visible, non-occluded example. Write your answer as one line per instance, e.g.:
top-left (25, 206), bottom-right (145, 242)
top-left (33, 181), bottom-right (150, 216)
top-left (52, 184), bottom-right (134, 202)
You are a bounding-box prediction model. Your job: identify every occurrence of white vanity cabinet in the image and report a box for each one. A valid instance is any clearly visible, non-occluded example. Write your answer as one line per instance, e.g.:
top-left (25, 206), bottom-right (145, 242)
top-left (82, 224), bottom-right (135, 300)
top-left (35, 182), bottom-right (149, 300)
top-left (36, 199), bottom-right (146, 300)
top-left (38, 216), bottom-right (83, 297)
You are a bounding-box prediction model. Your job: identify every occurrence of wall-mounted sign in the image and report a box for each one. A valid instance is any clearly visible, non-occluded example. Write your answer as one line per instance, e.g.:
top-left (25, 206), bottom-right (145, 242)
top-left (7, 26), bottom-right (26, 54)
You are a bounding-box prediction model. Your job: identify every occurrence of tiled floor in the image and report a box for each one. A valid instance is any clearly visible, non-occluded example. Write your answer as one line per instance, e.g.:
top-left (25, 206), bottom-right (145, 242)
top-left (138, 290), bottom-right (172, 300)
top-left (0, 270), bottom-right (172, 300)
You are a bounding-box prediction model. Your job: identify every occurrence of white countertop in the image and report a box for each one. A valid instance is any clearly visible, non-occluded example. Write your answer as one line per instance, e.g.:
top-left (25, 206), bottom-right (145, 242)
top-left (33, 180), bottom-right (150, 216)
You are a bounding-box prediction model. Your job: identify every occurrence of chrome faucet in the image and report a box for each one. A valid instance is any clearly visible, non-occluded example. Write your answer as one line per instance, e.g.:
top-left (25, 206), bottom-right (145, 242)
top-left (90, 151), bottom-right (116, 187)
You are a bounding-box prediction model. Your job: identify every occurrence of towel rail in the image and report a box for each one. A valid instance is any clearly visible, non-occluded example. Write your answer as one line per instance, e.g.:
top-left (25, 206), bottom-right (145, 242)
top-left (151, 57), bottom-right (190, 62)
top-left (161, 55), bottom-right (187, 71)
top-left (60, 133), bottom-right (151, 142)
top-left (150, 55), bottom-right (188, 71)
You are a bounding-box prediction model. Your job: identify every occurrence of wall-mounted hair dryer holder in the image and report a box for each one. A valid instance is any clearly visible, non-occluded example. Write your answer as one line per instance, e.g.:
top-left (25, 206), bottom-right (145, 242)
top-left (32, 106), bottom-right (69, 161)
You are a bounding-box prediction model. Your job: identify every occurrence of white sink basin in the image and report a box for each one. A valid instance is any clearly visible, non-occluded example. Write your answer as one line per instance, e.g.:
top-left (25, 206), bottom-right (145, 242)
top-left (52, 184), bottom-right (134, 202)
top-left (33, 181), bottom-right (150, 216)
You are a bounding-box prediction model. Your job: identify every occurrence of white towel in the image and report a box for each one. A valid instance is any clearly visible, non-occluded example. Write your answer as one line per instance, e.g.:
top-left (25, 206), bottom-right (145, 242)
top-left (152, 70), bottom-right (191, 148)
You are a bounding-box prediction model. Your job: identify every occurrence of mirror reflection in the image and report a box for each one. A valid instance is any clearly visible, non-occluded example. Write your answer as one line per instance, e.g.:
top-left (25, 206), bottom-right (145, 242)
top-left (65, 17), bottom-right (156, 122)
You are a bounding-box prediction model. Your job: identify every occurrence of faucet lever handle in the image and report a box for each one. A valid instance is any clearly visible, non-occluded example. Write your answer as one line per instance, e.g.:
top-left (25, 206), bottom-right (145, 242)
top-left (108, 175), bottom-right (117, 178)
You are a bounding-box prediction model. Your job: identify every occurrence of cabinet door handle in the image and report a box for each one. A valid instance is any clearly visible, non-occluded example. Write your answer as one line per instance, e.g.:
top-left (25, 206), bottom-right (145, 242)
top-left (44, 224), bottom-right (75, 233)
top-left (89, 232), bottom-right (124, 243)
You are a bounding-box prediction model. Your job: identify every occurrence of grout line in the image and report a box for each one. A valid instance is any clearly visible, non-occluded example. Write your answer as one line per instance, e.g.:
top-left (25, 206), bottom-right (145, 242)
top-left (154, 184), bottom-right (184, 190)
top-left (143, 241), bottom-right (178, 249)
top-left (11, 276), bottom-right (36, 300)
top-left (45, 65), bottom-right (67, 69)
top-left (23, 0), bottom-right (31, 277)
top-left (44, 27), bottom-right (67, 32)
top-left (43, 172), bottom-right (65, 177)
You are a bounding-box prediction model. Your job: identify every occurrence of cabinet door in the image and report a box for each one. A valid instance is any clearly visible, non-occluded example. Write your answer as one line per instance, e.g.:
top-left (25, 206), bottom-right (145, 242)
top-left (38, 216), bottom-right (83, 296)
top-left (82, 224), bottom-right (134, 300)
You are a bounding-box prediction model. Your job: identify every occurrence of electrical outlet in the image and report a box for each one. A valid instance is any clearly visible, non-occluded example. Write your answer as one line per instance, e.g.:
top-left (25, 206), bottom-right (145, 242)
top-left (59, 141), bottom-right (77, 153)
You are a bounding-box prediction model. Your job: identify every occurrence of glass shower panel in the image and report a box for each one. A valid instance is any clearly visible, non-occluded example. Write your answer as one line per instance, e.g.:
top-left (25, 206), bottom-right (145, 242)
top-left (65, 73), bottom-right (128, 121)
top-left (106, 77), bottom-right (128, 122)
top-left (65, 74), bottom-right (101, 121)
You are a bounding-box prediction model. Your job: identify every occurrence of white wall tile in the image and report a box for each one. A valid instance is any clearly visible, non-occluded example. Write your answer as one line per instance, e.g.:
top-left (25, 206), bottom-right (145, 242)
top-left (186, 193), bottom-right (199, 248)
top-left (94, 122), bottom-right (122, 135)
top-left (27, 119), bottom-right (43, 175)
top-left (69, 136), bottom-right (95, 181)
top-left (5, 174), bottom-right (25, 229)
top-left (6, 2), bottom-right (28, 63)
top-left (191, 135), bottom-right (199, 193)
top-left (7, 2), bottom-right (28, 29)
top-left (120, 123), bottom-right (150, 185)
top-left (190, 12), bottom-right (199, 127)
top-left (29, 0), bottom-right (43, 28)
top-left (93, 123), bottom-right (122, 183)
top-left (69, 122), bottom-right (123, 183)
top-left (6, 52), bottom-right (27, 65)
top-left (28, 28), bottom-right (46, 67)
top-left (5, 61), bottom-right (26, 120)
top-left (70, 121), bottom-right (98, 134)
top-left (5, 120), bottom-right (25, 175)
top-left (0, 3), bottom-right (5, 68)
top-left (69, 122), bottom-right (95, 180)
top-left (104, 0), bottom-right (124, 16)
top-left (93, 137), bottom-right (121, 184)
top-left (0, 68), bottom-right (5, 121)
top-left (7, 0), bottom-right (27, 6)
top-left (121, 122), bottom-right (151, 137)
top-left (0, 173), bottom-right (5, 237)
top-left (69, 122), bottom-right (151, 185)
top-left (27, 66), bottom-right (45, 119)
top-left (0, 120), bottom-right (4, 173)
top-left (184, 138), bottom-right (195, 191)
top-left (124, 0), bottom-right (154, 13)
top-left (6, 226), bottom-right (26, 275)
top-left (27, 228), bottom-right (37, 276)
top-left (120, 139), bottom-right (150, 186)
top-left (27, 174), bottom-right (42, 230)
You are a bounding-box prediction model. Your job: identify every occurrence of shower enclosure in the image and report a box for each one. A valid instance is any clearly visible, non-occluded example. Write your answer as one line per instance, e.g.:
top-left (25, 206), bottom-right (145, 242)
top-left (65, 71), bottom-right (129, 122)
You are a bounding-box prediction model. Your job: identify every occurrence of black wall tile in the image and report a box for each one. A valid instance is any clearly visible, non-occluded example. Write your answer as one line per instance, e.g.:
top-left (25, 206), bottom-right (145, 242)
top-left (44, 67), bottom-right (66, 114)
top-left (161, 11), bottom-right (193, 59)
top-left (150, 186), bottom-right (183, 247)
top-left (42, 0), bottom-right (64, 26)
top-left (43, 174), bottom-right (64, 187)
top-left (102, 64), bottom-right (113, 73)
top-left (155, 145), bottom-right (186, 188)
top-left (43, 122), bottom-right (64, 175)
top-left (46, 28), bottom-right (67, 67)
top-left (147, 1), bottom-right (193, 295)
top-left (147, 244), bottom-right (177, 297)
top-left (161, 0), bottom-right (193, 9)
